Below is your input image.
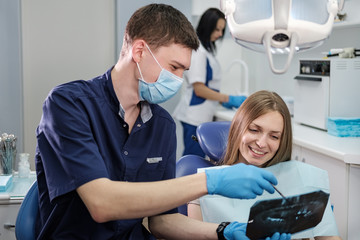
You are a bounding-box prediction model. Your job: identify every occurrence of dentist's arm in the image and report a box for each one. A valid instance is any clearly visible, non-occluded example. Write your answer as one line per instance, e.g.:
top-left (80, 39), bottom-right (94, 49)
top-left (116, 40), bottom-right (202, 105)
top-left (77, 163), bottom-right (277, 223)
top-left (77, 173), bottom-right (208, 223)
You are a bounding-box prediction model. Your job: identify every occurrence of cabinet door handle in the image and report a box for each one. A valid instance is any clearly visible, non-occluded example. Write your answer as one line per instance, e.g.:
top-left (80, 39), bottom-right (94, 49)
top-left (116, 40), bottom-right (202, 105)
top-left (4, 223), bottom-right (15, 229)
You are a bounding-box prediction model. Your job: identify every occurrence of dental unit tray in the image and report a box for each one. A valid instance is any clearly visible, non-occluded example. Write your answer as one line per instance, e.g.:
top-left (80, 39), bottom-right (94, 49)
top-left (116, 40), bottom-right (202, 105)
top-left (246, 190), bottom-right (329, 239)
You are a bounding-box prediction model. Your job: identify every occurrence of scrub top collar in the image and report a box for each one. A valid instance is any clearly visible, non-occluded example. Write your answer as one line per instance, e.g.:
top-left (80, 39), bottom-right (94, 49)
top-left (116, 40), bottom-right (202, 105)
top-left (118, 101), bottom-right (152, 124)
top-left (105, 67), bottom-right (153, 124)
top-left (139, 101), bottom-right (152, 123)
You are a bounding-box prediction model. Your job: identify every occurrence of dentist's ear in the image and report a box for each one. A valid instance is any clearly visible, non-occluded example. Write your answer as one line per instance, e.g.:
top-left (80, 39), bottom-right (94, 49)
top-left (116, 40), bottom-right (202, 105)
top-left (131, 39), bottom-right (147, 63)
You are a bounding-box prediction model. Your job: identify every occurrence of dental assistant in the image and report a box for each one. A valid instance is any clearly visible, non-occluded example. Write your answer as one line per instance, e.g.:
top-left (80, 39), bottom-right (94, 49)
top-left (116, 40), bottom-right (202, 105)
top-left (34, 4), bottom-right (287, 240)
top-left (174, 8), bottom-right (246, 157)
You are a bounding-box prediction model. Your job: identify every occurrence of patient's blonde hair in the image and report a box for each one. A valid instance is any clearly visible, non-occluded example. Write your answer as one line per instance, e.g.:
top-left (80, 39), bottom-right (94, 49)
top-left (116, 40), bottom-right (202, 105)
top-left (221, 90), bottom-right (292, 168)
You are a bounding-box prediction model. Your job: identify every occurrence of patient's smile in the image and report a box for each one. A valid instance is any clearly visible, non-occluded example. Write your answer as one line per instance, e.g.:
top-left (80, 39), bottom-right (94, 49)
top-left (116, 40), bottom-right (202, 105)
top-left (249, 146), bottom-right (266, 156)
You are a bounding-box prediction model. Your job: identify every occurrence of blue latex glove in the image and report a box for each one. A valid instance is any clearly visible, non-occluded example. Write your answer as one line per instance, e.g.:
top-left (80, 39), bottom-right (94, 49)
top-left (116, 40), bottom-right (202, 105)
top-left (224, 222), bottom-right (249, 240)
top-left (265, 232), bottom-right (292, 240)
top-left (205, 163), bottom-right (277, 199)
top-left (223, 222), bottom-right (291, 240)
top-left (222, 95), bottom-right (247, 109)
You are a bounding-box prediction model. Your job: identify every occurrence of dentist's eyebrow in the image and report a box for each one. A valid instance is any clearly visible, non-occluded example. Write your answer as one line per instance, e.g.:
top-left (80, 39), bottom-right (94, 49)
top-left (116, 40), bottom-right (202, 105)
top-left (172, 60), bottom-right (189, 70)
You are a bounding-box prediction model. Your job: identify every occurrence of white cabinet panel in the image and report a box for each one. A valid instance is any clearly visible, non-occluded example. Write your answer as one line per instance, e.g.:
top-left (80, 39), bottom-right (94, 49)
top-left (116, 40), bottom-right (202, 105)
top-left (348, 164), bottom-right (360, 240)
top-left (301, 147), bottom-right (348, 239)
top-left (0, 174), bottom-right (36, 240)
top-left (0, 204), bottom-right (19, 240)
top-left (291, 144), bottom-right (302, 162)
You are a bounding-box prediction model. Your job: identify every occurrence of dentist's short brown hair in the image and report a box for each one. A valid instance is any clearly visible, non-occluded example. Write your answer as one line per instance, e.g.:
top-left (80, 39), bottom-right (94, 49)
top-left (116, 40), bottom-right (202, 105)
top-left (123, 4), bottom-right (199, 52)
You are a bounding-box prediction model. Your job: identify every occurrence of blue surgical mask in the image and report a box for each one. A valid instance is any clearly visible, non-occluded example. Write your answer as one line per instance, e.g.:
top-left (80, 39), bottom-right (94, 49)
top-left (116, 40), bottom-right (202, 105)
top-left (137, 44), bottom-right (183, 104)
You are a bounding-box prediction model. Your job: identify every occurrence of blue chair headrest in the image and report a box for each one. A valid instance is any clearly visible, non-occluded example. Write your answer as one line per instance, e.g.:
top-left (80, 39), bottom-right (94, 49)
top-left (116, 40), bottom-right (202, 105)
top-left (176, 154), bottom-right (215, 215)
top-left (196, 121), bottom-right (231, 162)
top-left (15, 181), bottom-right (39, 240)
top-left (176, 154), bottom-right (215, 178)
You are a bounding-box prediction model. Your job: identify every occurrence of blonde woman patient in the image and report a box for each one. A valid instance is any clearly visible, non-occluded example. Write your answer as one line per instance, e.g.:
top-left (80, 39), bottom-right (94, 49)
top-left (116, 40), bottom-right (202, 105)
top-left (188, 90), bottom-right (342, 240)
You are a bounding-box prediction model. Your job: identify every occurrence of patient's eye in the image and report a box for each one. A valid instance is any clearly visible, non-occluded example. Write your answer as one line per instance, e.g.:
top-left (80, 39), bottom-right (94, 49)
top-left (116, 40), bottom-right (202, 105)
top-left (248, 127), bottom-right (258, 133)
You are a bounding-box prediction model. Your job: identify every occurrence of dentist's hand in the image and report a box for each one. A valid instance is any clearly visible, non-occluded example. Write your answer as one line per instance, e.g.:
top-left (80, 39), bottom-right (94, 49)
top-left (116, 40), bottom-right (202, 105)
top-left (205, 163), bottom-right (277, 199)
top-left (223, 222), bottom-right (291, 240)
top-left (222, 95), bottom-right (247, 109)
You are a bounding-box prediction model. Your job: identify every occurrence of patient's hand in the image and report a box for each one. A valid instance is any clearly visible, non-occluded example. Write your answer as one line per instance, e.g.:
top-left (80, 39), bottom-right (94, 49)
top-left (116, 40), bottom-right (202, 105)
top-left (223, 222), bottom-right (291, 240)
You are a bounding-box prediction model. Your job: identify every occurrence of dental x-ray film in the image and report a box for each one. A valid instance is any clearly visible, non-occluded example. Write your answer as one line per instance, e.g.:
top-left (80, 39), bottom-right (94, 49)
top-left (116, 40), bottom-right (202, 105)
top-left (246, 190), bottom-right (329, 239)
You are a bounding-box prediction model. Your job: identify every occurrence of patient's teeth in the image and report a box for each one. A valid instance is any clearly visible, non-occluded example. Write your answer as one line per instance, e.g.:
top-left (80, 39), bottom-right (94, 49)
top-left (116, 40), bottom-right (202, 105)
top-left (252, 148), bottom-right (264, 155)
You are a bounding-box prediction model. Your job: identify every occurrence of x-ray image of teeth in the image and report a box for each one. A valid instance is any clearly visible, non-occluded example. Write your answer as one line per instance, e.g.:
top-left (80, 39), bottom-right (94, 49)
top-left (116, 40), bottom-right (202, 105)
top-left (246, 191), bottom-right (329, 240)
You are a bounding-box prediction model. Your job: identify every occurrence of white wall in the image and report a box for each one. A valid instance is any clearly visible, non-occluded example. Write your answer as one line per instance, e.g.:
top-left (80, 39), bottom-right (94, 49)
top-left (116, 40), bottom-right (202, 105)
top-left (21, 0), bottom-right (116, 169)
top-left (217, 38), bottom-right (246, 95)
top-left (0, 0), bottom-right (23, 167)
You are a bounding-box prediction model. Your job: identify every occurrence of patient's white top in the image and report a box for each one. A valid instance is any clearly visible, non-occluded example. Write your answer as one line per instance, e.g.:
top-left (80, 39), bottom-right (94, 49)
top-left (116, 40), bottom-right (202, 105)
top-left (196, 160), bottom-right (339, 238)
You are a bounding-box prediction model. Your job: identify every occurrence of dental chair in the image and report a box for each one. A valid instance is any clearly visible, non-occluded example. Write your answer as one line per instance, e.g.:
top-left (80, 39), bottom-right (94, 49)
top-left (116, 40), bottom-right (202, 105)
top-left (15, 181), bottom-right (39, 240)
top-left (196, 121), bottom-right (231, 162)
top-left (176, 121), bottom-right (231, 215)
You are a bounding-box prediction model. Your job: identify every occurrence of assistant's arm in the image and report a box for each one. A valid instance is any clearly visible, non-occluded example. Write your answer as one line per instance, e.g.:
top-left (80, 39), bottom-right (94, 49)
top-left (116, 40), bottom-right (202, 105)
top-left (193, 82), bottom-right (229, 103)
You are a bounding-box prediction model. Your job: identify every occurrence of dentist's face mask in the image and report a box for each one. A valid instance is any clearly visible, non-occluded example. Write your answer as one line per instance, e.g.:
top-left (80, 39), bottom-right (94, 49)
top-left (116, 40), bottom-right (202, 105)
top-left (137, 44), bottom-right (183, 104)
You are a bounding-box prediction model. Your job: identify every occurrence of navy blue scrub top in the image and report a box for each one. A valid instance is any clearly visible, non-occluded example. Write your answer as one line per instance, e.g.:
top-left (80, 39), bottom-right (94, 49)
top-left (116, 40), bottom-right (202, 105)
top-left (35, 67), bottom-right (177, 239)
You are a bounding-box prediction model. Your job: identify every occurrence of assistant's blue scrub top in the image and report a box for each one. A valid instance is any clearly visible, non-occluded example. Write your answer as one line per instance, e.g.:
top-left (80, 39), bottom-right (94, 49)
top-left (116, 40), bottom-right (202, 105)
top-left (35, 67), bottom-right (177, 239)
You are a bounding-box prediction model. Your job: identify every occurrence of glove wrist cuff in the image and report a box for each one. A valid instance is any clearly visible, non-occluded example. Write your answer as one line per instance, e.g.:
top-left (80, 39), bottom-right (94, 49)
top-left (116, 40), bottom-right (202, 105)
top-left (205, 170), bottom-right (216, 194)
top-left (216, 222), bottom-right (231, 240)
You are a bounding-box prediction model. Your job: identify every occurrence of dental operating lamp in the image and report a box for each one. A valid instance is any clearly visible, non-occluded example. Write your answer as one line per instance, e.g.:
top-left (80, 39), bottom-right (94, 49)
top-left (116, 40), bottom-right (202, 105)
top-left (220, 0), bottom-right (345, 74)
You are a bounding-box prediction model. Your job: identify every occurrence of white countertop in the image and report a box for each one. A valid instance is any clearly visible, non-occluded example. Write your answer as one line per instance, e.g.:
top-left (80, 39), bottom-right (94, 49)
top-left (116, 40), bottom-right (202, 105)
top-left (0, 172), bottom-right (36, 203)
top-left (214, 108), bottom-right (238, 122)
top-left (214, 108), bottom-right (360, 165)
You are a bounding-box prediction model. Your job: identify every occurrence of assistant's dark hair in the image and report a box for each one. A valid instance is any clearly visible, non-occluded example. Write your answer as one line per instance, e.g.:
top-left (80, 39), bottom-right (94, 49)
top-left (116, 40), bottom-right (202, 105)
top-left (196, 8), bottom-right (226, 53)
top-left (124, 4), bottom-right (199, 51)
